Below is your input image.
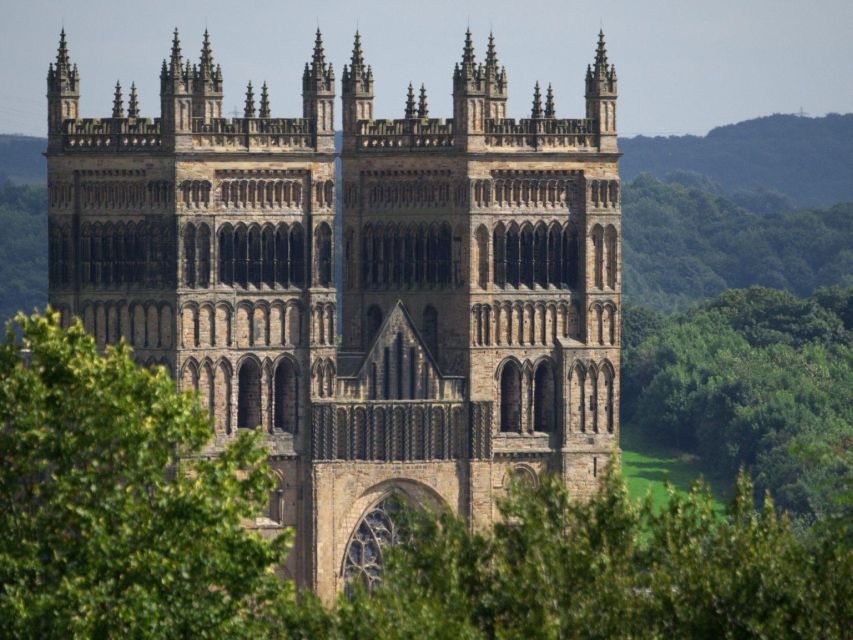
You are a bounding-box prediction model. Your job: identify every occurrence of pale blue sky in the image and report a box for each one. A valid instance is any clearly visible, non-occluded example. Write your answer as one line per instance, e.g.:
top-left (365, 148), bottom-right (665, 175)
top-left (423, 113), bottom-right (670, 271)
top-left (1, 0), bottom-right (851, 138)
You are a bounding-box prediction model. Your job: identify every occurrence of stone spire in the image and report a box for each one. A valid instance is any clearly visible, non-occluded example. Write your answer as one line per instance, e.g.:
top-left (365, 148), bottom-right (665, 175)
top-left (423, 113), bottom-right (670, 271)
top-left (303, 28), bottom-right (334, 93)
top-left (199, 28), bottom-right (214, 79)
top-left (259, 81), bottom-right (270, 118)
top-left (57, 28), bottom-right (71, 71)
top-left (48, 28), bottom-right (78, 92)
top-left (485, 31), bottom-right (498, 75)
top-left (244, 81), bottom-right (256, 118)
top-left (342, 30), bottom-right (372, 96)
top-left (128, 82), bottom-right (139, 118)
top-left (531, 82), bottom-right (543, 119)
top-left (112, 81), bottom-right (124, 118)
top-left (169, 28), bottom-right (183, 73)
top-left (461, 28), bottom-right (476, 69)
top-left (594, 29), bottom-right (608, 72)
top-left (586, 30), bottom-right (617, 97)
top-left (545, 83), bottom-right (555, 118)
top-left (405, 83), bottom-right (416, 119)
top-left (351, 30), bottom-right (365, 75)
top-left (47, 29), bottom-right (80, 142)
top-left (312, 28), bottom-right (326, 69)
top-left (342, 30), bottom-right (373, 142)
top-left (418, 84), bottom-right (429, 119)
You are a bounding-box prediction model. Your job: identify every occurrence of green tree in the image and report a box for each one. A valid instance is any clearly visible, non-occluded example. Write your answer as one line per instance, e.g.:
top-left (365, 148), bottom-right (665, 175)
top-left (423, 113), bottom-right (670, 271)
top-left (0, 311), bottom-right (294, 639)
top-left (333, 468), bottom-right (851, 640)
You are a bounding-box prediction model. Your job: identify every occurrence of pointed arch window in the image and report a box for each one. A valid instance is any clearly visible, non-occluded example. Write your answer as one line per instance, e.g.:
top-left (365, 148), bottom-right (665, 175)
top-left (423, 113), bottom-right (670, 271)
top-left (343, 495), bottom-right (404, 595)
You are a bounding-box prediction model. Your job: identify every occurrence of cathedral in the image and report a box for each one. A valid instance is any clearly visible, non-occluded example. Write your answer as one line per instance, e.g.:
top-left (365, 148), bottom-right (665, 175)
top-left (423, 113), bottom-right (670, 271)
top-left (46, 26), bottom-right (621, 601)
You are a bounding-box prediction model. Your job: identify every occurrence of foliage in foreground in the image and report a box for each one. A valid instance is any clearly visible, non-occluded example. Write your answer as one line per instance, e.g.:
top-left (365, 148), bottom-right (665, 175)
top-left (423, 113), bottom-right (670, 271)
top-left (0, 311), bottom-right (293, 639)
top-left (284, 467), bottom-right (851, 640)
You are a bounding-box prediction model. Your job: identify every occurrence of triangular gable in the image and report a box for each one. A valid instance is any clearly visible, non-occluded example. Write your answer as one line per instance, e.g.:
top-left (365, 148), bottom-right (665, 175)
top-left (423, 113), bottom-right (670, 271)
top-left (357, 300), bottom-right (444, 379)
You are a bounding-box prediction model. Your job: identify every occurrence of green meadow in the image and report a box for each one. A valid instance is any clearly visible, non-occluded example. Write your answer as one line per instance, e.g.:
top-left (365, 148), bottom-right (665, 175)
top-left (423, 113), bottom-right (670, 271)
top-left (620, 426), bottom-right (728, 516)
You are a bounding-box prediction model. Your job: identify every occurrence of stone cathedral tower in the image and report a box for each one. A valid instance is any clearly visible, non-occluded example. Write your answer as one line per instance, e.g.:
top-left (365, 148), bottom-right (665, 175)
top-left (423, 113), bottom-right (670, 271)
top-left (47, 27), bottom-right (621, 602)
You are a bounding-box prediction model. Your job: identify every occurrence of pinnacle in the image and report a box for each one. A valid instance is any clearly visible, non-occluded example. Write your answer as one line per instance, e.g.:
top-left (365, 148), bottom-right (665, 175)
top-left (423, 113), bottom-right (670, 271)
top-left (244, 81), bottom-right (256, 118)
top-left (170, 27), bottom-right (183, 69)
top-left (351, 30), bottom-right (365, 70)
top-left (405, 82), bottom-right (416, 119)
top-left (112, 80), bottom-right (124, 118)
top-left (418, 84), bottom-right (429, 119)
top-left (595, 29), bottom-right (608, 68)
top-left (56, 28), bottom-right (71, 70)
top-left (200, 28), bottom-right (214, 71)
top-left (128, 82), bottom-right (139, 118)
top-left (462, 28), bottom-right (476, 67)
top-left (531, 81), bottom-right (543, 119)
top-left (545, 83), bottom-right (555, 118)
top-left (259, 81), bottom-right (270, 118)
top-left (486, 31), bottom-right (498, 70)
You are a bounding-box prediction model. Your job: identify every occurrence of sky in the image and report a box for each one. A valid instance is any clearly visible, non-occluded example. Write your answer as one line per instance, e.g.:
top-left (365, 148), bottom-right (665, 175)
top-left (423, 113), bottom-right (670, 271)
top-left (1, 0), bottom-right (851, 138)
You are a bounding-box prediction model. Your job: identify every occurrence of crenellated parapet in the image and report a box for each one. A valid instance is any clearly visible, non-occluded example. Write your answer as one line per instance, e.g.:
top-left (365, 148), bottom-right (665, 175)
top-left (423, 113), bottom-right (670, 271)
top-left (48, 28), bottom-right (334, 155)
top-left (190, 117), bottom-right (315, 151)
top-left (356, 118), bottom-right (455, 149)
top-left (343, 29), bottom-right (617, 155)
top-left (60, 118), bottom-right (162, 151)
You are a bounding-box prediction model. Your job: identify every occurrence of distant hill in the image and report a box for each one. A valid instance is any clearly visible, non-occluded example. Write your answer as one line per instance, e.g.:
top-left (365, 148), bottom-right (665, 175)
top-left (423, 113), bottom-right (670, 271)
top-left (620, 113), bottom-right (853, 207)
top-left (622, 174), bottom-right (853, 311)
top-left (0, 135), bottom-right (45, 184)
top-left (7, 113), bottom-right (853, 204)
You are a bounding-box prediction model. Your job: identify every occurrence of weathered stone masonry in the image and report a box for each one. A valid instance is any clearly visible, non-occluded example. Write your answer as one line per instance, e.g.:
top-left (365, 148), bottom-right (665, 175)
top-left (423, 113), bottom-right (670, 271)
top-left (47, 26), bottom-right (621, 602)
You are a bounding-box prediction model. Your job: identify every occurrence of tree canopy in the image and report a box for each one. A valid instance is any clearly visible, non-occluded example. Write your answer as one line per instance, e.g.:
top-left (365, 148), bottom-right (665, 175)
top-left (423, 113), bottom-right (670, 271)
top-left (621, 287), bottom-right (853, 525)
top-left (0, 311), bottom-right (293, 639)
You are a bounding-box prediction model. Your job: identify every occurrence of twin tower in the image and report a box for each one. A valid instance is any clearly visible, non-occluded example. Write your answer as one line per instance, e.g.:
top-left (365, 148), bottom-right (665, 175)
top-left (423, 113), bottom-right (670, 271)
top-left (46, 27), bottom-right (621, 600)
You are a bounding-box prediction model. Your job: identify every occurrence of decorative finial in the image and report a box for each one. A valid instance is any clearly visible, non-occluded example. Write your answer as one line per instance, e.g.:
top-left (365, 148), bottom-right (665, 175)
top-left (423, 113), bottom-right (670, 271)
top-left (595, 29), bottom-right (608, 69)
top-left (259, 81), bottom-right (270, 118)
top-left (112, 81), bottom-right (124, 118)
top-left (170, 28), bottom-right (182, 68)
top-left (486, 31), bottom-right (498, 71)
top-left (128, 82), bottom-right (139, 118)
top-left (199, 28), bottom-right (214, 75)
top-left (545, 83), bottom-right (555, 118)
top-left (405, 82), bottom-right (416, 119)
top-left (462, 28), bottom-right (476, 68)
top-left (418, 84), bottom-right (429, 119)
top-left (531, 81), bottom-right (543, 119)
top-left (244, 81), bottom-right (256, 118)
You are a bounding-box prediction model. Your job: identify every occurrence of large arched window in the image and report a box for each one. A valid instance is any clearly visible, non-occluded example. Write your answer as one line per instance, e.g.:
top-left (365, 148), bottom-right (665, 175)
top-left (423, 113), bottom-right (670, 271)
top-left (289, 223), bottom-right (305, 287)
top-left (366, 305), bottom-right (383, 348)
top-left (262, 226), bottom-right (275, 287)
top-left (248, 226), bottom-right (262, 288)
top-left (493, 223), bottom-right (506, 287)
top-left (235, 226), bottom-right (248, 287)
top-left (237, 359), bottom-right (261, 429)
top-left (533, 360), bottom-right (556, 432)
top-left (183, 224), bottom-right (196, 287)
top-left (500, 360), bottom-right (522, 432)
top-left (275, 224), bottom-right (289, 286)
top-left (274, 359), bottom-right (299, 433)
top-left (343, 495), bottom-right (404, 595)
top-left (475, 224), bottom-right (489, 289)
top-left (198, 224), bottom-right (211, 287)
top-left (423, 305), bottom-right (438, 358)
top-left (315, 222), bottom-right (333, 287)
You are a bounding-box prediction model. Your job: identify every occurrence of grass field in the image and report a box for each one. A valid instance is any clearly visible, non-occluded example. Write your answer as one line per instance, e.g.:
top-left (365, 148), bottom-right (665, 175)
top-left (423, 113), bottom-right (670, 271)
top-left (620, 426), bottom-right (729, 516)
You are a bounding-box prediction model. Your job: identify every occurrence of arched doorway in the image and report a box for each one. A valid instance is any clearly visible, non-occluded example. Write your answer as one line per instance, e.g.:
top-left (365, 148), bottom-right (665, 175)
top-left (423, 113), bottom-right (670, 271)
top-left (533, 360), bottom-right (556, 432)
top-left (500, 360), bottom-right (522, 432)
top-left (237, 359), bottom-right (261, 429)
